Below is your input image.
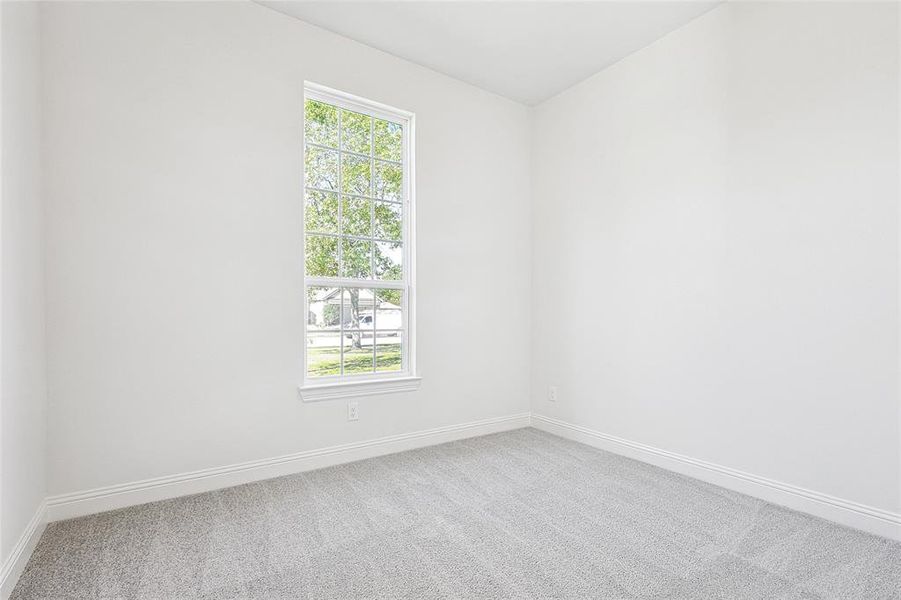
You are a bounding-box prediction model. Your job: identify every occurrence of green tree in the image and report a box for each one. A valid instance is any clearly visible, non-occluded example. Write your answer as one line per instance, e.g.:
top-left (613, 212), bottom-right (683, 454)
top-left (305, 101), bottom-right (405, 353)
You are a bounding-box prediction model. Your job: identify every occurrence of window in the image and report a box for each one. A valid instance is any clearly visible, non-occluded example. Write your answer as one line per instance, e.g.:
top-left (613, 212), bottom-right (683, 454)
top-left (300, 83), bottom-right (418, 400)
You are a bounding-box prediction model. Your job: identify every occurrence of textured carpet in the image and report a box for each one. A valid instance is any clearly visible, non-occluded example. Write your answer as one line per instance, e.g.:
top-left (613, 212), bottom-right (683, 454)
top-left (11, 428), bottom-right (901, 599)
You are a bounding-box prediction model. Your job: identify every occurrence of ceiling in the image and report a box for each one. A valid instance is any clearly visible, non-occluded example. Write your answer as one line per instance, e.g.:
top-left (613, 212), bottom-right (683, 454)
top-left (259, 1), bottom-right (720, 106)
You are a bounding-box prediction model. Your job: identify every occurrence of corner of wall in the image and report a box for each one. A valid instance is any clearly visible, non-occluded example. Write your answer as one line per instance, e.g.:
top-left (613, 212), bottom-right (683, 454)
top-left (0, 0), bottom-right (50, 595)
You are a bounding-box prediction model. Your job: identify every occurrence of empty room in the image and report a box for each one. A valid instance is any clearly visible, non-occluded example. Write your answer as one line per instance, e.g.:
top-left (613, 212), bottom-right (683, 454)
top-left (1, 0), bottom-right (899, 598)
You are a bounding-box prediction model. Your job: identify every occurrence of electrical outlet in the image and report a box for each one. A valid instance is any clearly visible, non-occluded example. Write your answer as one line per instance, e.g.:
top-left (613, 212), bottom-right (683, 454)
top-left (548, 385), bottom-right (558, 403)
top-left (347, 401), bottom-right (359, 421)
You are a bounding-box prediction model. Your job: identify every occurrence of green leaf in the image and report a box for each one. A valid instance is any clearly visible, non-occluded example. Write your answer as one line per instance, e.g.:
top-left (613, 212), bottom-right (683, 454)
top-left (375, 241), bottom-right (402, 280)
top-left (342, 109), bottom-right (372, 155)
top-left (305, 235), bottom-right (338, 277)
top-left (374, 201), bottom-right (401, 241)
top-left (374, 119), bottom-right (402, 162)
top-left (374, 160), bottom-right (402, 201)
top-left (342, 154), bottom-right (371, 196)
top-left (305, 100), bottom-right (338, 148)
top-left (305, 147), bottom-right (338, 191)
top-left (305, 191), bottom-right (339, 234)
top-left (342, 196), bottom-right (371, 237)
top-left (341, 238), bottom-right (372, 278)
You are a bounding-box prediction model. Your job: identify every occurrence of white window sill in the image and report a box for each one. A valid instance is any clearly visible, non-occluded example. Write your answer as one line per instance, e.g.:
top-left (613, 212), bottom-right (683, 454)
top-left (299, 376), bottom-right (422, 402)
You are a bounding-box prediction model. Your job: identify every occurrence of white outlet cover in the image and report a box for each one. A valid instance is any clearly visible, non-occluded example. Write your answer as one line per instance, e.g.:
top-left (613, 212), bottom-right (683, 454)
top-left (348, 401), bottom-right (359, 421)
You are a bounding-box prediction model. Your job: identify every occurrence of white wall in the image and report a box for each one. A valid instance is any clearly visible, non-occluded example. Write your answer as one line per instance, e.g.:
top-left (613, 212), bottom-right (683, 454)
top-left (532, 2), bottom-right (899, 515)
top-left (42, 1), bottom-right (531, 496)
top-left (1, 0), bottom-right (47, 564)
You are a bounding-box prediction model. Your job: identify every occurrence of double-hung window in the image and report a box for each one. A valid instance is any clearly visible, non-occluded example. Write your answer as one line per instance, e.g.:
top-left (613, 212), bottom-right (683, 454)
top-left (300, 83), bottom-right (417, 400)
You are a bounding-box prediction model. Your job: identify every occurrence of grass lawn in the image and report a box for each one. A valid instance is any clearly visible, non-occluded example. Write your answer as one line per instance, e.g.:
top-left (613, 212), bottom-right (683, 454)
top-left (308, 343), bottom-right (401, 377)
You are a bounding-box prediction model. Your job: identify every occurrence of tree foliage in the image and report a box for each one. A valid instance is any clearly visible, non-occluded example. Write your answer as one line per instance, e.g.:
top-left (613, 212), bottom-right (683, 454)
top-left (305, 99), bottom-right (405, 351)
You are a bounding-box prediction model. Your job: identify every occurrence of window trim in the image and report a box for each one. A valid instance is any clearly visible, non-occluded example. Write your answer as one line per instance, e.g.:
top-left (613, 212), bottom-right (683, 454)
top-left (299, 82), bottom-right (417, 400)
top-left (300, 376), bottom-right (422, 402)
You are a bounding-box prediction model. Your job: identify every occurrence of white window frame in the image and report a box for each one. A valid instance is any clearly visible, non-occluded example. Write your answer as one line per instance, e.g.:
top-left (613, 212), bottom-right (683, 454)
top-left (299, 82), bottom-right (419, 401)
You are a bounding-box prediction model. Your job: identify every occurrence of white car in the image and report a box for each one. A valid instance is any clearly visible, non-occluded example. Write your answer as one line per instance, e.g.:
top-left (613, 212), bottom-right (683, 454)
top-left (346, 310), bottom-right (402, 335)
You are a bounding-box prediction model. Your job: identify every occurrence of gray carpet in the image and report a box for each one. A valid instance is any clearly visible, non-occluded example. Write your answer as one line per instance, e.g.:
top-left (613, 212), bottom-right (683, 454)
top-left (11, 428), bottom-right (901, 599)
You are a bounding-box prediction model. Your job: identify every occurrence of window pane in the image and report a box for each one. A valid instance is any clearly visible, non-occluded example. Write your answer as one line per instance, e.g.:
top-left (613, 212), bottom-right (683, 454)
top-left (341, 196), bottom-right (371, 237)
top-left (341, 287), bottom-right (375, 331)
top-left (305, 100), bottom-right (338, 148)
top-left (374, 289), bottom-right (403, 330)
top-left (341, 238), bottom-right (372, 278)
top-left (375, 331), bottom-right (403, 373)
top-left (374, 119), bottom-right (402, 162)
top-left (375, 241), bottom-right (402, 280)
top-left (374, 160), bottom-right (402, 201)
top-left (342, 154), bottom-right (371, 196)
top-left (341, 110), bottom-right (372, 155)
top-left (307, 286), bottom-right (341, 330)
top-left (305, 146), bottom-right (338, 191)
top-left (307, 331), bottom-right (342, 377)
top-left (305, 235), bottom-right (338, 277)
top-left (374, 201), bottom-right (401, 241)
top-left (343, 332), bottom-right (374, 375)
top-left (305, 190), bottom-right (338, 234)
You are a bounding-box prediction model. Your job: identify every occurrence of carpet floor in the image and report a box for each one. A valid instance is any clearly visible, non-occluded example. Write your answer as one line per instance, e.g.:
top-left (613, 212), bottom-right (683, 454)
top-left (11, 428), bottom-right (900, 599)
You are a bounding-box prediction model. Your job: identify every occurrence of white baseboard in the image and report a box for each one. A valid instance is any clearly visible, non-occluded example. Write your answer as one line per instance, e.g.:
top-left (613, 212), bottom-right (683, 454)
top-left (0, 501), bottom-right (47, 600)
top-left (532, 414), bottom-right (901, 541)
top-left (46, 412), bottom-right (532, 522)
top-left (31, 410), bottom-right (900, 571)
